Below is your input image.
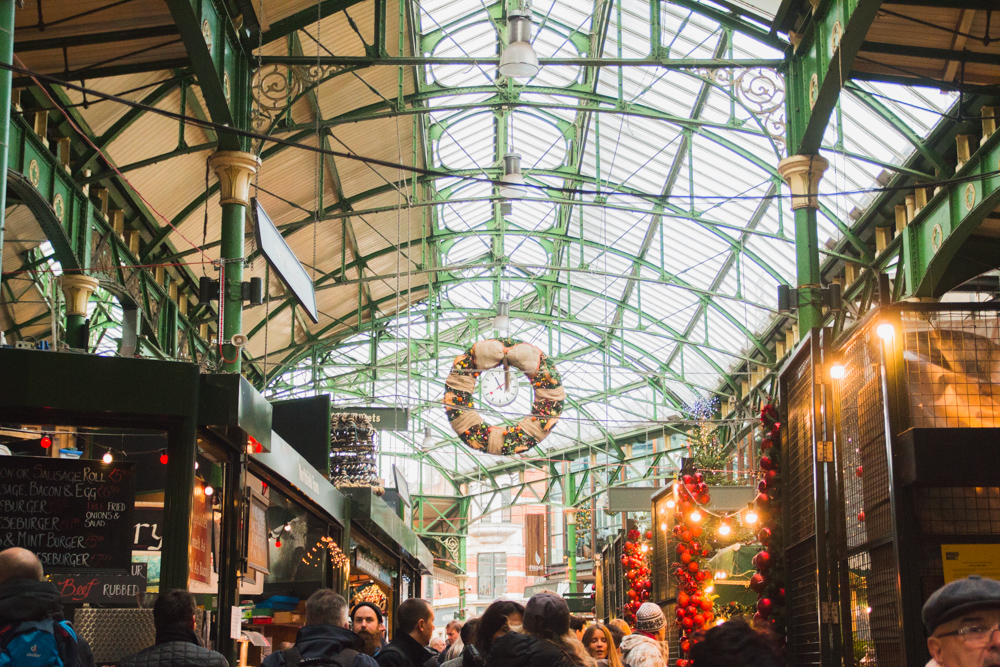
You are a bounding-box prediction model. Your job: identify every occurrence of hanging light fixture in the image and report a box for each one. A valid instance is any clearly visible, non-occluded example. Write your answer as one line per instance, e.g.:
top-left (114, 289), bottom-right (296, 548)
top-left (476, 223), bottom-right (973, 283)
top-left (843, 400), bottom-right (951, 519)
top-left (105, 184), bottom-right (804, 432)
top-left (498, 153), bottom-right (526, 199)
top-left (421, 426), bottom-right (434, 450)
top-left (498, 1), bottom-right (539, 79)
top-left (493, 299), bottom-right (510, 335)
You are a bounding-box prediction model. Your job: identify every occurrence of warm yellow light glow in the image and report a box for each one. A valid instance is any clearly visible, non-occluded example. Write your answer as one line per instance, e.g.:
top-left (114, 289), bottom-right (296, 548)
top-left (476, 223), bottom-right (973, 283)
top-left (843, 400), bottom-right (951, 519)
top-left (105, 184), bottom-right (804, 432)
top-left (705, 585), bottom-right (714, 593)
top-left (641, 544), bottom-right (649, 553)
top-left (829, 362), bottom-right (846, 379)
top-left (745, 511), bottom-right (759, 525)
top-left (204, 485), bottom-right (214, 496)
top-left (666, 499), bottom-right (676, 509)
top-left (661, 522), bottom-right (667, 531)
top-left (690, 511), bottom-right (702, 523)
top-left (718, 523), bottom-right (731, 536)
top-left (866, 606), bottom-right (872, 614)
top-left (876, 322), bottom-right (894, 341)
top-left (716, 619), bottom-right (725, 626)
top-left (715, 571), bottom-right (728, 580)
top-left (102, 451), bottom-right (113, 464)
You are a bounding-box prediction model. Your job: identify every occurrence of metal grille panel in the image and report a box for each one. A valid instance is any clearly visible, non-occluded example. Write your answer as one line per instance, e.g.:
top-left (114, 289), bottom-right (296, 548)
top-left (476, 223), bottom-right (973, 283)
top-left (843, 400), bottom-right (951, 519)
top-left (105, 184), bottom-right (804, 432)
top-left (901, 310), bottom-right (1000, 428)
top-left (74, 608), bottom-right (155, 663)
top-left (786, 352), bottom-right (815, 546)
top-left (915, 486), bottom-right (1000, 535)
top-left (836, 327), bottom-right (892, 548)
top-left (787, 540), bottom-right (820, 666)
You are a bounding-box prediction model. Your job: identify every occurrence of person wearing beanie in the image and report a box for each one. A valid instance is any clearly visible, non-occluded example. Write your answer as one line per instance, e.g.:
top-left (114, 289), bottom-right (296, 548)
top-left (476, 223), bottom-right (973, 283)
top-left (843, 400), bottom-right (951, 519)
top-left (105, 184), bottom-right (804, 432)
top-left (352, 602), bottom-right (388, 656)
top-left (619, 603), bottom-right (667, 667)
top-left (922, 575), bottom-right (1000, 667)
top-left (485, 592), bottom-right (594, 667)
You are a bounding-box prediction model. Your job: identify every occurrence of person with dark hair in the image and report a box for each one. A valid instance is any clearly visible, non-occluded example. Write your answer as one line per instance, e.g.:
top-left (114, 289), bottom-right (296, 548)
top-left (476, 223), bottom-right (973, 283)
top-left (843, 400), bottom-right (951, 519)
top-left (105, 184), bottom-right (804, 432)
top-left (687, 618), bottom-right (782, 667)
top-left (473, 600), bottom-right (524, 659)
top-left (570, 617), bottom-right (587, 642)
top-left (351, 602), bottom-right (387, 656)
top-left (0, 548), bottom-right (95, 667)
top-left (607, 620), bottom-right (630, 641)
top-left (376, 599), bottom-right (437, 667)
top-left (440, 619), bottom-right (483, 667)
top-left (119, 590), bottom-right (228, 667)
top-left (260, 590), bottom-right (376, 667)
top-left (486, 592), bottom-right (594, 667)
top-left (605, 625), bottom-right (624, 651)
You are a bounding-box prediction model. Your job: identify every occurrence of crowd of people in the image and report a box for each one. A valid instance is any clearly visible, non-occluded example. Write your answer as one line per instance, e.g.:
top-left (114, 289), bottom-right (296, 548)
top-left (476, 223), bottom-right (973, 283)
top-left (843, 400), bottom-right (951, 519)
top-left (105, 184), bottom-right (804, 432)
top-left (2, 546), bottom-right (1000, 667)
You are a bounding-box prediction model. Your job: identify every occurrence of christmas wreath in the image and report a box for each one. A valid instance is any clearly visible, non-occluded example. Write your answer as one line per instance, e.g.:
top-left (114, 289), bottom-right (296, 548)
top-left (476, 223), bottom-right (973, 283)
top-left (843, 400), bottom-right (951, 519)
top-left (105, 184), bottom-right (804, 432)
top-left (443, 338), bottom-right (564, 455)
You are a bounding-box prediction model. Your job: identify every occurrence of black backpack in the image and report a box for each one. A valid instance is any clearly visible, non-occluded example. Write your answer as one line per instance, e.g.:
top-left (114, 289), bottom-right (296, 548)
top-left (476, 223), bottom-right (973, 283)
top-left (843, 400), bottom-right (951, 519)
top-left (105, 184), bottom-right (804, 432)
top-left (281, 646), bottom-right (359, 667)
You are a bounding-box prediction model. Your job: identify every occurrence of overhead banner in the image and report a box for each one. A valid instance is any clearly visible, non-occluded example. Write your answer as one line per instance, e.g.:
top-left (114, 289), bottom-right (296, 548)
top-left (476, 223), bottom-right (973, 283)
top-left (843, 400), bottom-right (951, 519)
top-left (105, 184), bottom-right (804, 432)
top-left (525, 513), bottom-right (546, 576)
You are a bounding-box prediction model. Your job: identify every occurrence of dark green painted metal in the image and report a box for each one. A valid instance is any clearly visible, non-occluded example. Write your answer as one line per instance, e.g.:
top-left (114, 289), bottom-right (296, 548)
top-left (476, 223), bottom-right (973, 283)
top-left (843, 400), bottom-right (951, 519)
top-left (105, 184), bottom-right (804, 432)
top-left (14, 25), bottom-right (180, 52)
top-left (785, 0), bottom-right (884, 155)
top-left (161, 414), bottom-right (198, 591)
top-left (219, 199), bottom-right (246, 372)
top-left (260, 0), bottom-right (368, 45)
top-left (0, 0), bottom-right (12, 281)
top-left (258, 54), bottom-right (784, 68)
top-left (794, 206), bottom-right (824, 334)
top-left (166, 0), bottom-right (248, 150)
top-left (216, 451), bottom-right (242, 667)
top-left (901, 130), bottom-right (1000, 298)
top-left (343, 487), bottom-right (435, 572)
top-left (198, 373), bottom-right (273, 450)
top-left (251, 431), bottom-right (348, 523)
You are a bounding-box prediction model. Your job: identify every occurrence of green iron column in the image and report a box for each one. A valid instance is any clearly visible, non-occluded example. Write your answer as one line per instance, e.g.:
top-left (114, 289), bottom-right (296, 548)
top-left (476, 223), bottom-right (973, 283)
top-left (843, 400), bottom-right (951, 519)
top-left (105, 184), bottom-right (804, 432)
top-left (0, 1), bottom-right (12, 280)
top-left (60, 275), bottom-right (99, 349)
top-left (566, 471), bottom-right (577, 588)
top-left (159, 415), bottom-right (198, 591)
top-left (777, 155), bottom-right (829, 336)
top-left (208, 152), bottom-right (260, 372)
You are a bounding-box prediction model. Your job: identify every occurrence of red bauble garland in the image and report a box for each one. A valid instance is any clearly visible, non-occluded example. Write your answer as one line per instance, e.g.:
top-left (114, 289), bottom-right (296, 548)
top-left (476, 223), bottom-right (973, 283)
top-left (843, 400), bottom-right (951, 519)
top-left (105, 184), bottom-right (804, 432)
top-left (621, 528), bottom-right (652, 625)
top-left (751, 403), bottom-right (785, 638)
top-left (671, 473), bottom-right (715, 667)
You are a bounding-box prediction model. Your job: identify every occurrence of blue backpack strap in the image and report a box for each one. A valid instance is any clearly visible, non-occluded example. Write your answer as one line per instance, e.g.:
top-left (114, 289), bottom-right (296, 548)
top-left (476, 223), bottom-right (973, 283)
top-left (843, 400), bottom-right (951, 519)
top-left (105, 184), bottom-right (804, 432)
top-left (53, 621), bottom-right (79, 667)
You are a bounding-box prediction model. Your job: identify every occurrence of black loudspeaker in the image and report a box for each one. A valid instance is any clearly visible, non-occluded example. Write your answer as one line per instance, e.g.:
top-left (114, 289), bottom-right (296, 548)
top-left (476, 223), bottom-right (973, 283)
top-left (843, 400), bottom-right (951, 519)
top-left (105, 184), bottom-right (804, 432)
top-left (243, 277), bottom-right (264, 305)
top-left (198, 276), bottom-right (219, 304)
top-left (777, 284), bottom-right (792, 312)
top-left (826, 282), bottom-right (842, 311)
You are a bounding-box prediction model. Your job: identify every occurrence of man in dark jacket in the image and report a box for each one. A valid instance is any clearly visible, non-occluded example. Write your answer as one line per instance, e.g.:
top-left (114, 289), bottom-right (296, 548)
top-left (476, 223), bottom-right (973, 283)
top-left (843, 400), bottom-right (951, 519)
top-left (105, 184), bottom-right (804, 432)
top-left (119, 590), bottom-right (228, 667)
top-left (261, 590), bottom-right (376, 667)
top-left (376, 599), bottom-right (437, 667)
top-left (0, 547), bottom-right (96, 667)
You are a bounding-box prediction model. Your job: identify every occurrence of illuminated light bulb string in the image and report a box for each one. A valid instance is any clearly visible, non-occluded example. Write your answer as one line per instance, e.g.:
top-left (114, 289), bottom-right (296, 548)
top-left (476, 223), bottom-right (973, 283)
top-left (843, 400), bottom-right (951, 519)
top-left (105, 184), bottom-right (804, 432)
top-left (301, 536), bottom-right (350, 568)
top-left (352, 584), bottom-right (387, 611)
top-left (671, 473), bottom-right (718, 666)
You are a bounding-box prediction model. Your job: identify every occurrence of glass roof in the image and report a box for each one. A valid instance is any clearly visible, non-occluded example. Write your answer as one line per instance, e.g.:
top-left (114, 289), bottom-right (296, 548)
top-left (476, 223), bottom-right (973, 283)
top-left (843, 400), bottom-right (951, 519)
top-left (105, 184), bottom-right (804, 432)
top-left (256, 0), bottom-right (956, 480)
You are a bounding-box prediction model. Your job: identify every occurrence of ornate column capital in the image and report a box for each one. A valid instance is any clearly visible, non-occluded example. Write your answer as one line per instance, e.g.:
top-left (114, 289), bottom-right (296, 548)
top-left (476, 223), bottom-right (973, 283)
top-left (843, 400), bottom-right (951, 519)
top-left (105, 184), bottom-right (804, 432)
top-left (208, 151), bottom-right (261, 207)
top-left (60, 274), bottom-right (100, 317)
top-left (777, 154), bottom-right (829, 210)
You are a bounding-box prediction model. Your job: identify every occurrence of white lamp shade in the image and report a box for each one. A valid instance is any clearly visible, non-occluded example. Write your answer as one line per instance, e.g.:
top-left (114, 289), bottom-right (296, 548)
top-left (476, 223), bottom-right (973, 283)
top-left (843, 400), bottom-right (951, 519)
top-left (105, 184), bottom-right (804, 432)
top-left (493, 314), bottom-right (510, 334)
top-left (499, 40), bottom-right (539, 78)
top-left (499, 173), bottom-right (527, 198)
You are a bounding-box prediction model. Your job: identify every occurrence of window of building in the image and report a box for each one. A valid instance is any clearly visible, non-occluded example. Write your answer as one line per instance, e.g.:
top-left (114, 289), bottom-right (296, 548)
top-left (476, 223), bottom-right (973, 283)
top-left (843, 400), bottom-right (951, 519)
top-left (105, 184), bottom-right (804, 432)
top-left (477, 552), bottom-right (507, 598)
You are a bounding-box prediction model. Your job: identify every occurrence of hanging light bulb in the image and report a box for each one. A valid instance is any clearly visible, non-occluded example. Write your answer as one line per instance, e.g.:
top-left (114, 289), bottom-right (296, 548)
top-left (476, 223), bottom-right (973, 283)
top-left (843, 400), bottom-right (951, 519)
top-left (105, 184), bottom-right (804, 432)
top-left (102, 451), bottom-right (113, 464)
top-left (204, 485), bottom-right (214, 496)
top-left (493, 299), bottom-right (511, 336)
top-left (283, 522), bottom-right (292, 532)
top-left (718, 522), bottom-right (732, 536)
top-left (690, 510), bottom-right (702, 523)
top-left (666, 499), bottom-right (676, 509)
top-left (829, 361), bottom-right (846, 379)
top-left (159, 449), bottom-right (169, 465)
top-left (498, 2), bottom-right (539, 79)
top-left (421, 426), bottom-right (434, 450)
top-left (40, 435), bottom-right (52, 449)
top-left (876, 322), bottom-right (894, 341)
top-left (498, 153), bottom-right (527, 198)
top-left (745, 510), bottom-right (759, 525)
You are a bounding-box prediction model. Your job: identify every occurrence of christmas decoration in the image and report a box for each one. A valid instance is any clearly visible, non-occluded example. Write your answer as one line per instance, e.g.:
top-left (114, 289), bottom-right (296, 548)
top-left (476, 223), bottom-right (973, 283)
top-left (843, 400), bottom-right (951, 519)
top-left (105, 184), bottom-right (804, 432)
top-left (352, 584), bottom-right (387, 610)
top-left (301, 536), bottom-right (350, 568)
top-left (329, 413), bottom-right (382, 494)
top-left (751, 402), bottom-right (785, 639)
top-left (620, 528), bottom-right (652, 625)
top-left (444, 338), bottom-right (564, 455)
top-left (670, 472), bottom-right (717, 663)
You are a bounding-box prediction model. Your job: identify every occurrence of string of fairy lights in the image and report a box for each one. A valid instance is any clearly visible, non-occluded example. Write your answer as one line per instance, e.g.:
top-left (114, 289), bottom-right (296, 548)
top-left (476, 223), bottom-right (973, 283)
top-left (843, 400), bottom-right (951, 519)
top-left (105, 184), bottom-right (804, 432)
top-left (300, 536), bottom-right (350, 568)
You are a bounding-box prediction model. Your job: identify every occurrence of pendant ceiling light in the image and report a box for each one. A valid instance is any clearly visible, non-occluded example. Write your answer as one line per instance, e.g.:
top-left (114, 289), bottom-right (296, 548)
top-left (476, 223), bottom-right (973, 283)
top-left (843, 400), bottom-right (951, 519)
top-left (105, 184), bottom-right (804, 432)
top-left (498, 153), bottom-right (526, 199)
top-left (493, 299), bottom-right (511, 335)
top-left (499, 2), bottom-right (539, 79)
top-left (421, 426), bottom-right (434, 450)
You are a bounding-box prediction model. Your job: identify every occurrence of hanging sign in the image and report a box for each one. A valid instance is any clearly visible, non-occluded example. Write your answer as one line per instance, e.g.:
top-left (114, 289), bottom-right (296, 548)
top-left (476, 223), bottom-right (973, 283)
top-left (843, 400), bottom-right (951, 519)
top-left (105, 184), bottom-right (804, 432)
top-left (0, 457), bottom-right (136, 571)
top-left (247, 491), bottom-right (270, 574)
top-left (941, 544), bottom-right (1000, 583)
top-left (48, 563), bottom-right (148, 604)
top-left (354, 547), bottom-right (395, 587)
top-left (330, 407), bottom-right (409, 431)
top-left (189, 480), bottom-right (213, 585)
top-left (525, 513), bottom-right (546, 575)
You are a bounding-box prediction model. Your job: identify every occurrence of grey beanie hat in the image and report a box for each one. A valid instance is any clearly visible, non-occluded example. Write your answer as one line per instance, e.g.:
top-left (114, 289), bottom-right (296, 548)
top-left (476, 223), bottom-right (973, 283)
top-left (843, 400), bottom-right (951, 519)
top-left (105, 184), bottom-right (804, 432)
top-left (635, 602), bottom-right (666, 633)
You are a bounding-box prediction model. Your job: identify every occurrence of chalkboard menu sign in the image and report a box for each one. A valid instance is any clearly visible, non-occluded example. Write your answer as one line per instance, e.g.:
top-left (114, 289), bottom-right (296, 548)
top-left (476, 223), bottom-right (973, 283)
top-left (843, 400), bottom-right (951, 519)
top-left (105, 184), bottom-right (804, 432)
top-left (0, 457), bottom-right (136, 571)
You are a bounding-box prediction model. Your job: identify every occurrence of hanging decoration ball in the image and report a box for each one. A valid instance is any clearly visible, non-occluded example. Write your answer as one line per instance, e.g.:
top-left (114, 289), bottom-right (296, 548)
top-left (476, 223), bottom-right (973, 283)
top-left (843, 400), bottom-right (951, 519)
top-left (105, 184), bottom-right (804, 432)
top-left (858, 510), bottom-right (866, 522)
top-left (761, 437), bottom-right (774, 451)
top-left (40, 435), bottom-right (52, 449)
top-left (758, 527), bottom-right (772, 546)
top-left (750, 573), bottom-right (767, 593)
top-left (758, 480), bottom-right (768, 493)
top-left (690, 526), bottom-right (703, 538)
top-left (776, 588), bottom-right (786, 601)
top-left (275, 539), bottom-right (281, 548)
top-left (757, 598), bottom-right (774, 618)
top-left (759, 456), bottom-right (775, 471)
top-left (645, 530), bottom-right (653, 540)
top-left (683, 474), bottom-right (693, 484)
top-left (764, 469), bottom-right (778, 484)
top-left (444, 339), bottom-right (564, 456)
top-left (159, 450), bottom-right (168, 465)
top-left (753, 551), bottom-right (772, 571)
top-left (757, 493), bottom-right (770, 506)
top-left (856, 465), bottom-right (864, 477)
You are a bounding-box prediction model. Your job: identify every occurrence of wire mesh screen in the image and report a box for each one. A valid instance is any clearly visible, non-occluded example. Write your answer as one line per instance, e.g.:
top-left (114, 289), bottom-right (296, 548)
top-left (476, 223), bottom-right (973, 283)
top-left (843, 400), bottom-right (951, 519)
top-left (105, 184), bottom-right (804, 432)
top-left (915, 486), bottom-right (1000, 535)
top-left (783, 347), bottom-right (820, 665)
top-left (786, 351), bottom-right (815, 546)
top-left (901, 310), bottom-right (1000, 428)
top-left (602, 534), bottom-right (624, 621)
top-left (836, 326), bottom-right (892, 548)
top-left (74, 608), bottom-right (155, 662)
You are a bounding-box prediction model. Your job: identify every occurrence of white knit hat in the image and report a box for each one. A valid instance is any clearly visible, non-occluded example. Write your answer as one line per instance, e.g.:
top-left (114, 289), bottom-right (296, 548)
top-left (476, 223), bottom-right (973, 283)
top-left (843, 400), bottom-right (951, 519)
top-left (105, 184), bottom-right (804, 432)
top-left (635, 602), bottom-right (666, 632)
